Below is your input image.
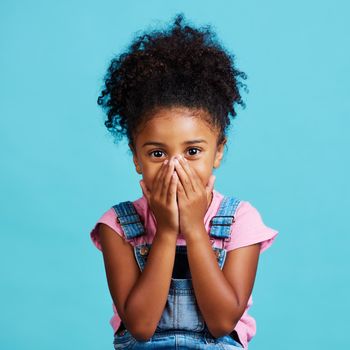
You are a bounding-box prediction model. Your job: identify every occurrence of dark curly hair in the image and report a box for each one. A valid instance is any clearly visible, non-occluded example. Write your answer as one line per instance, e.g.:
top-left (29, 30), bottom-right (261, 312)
top-left (97, 13), bottom-right (247, 151)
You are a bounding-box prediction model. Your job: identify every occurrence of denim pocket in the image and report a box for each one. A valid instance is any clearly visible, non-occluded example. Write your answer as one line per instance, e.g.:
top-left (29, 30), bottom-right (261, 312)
top-left (113, 329), bottom-right (136, 349)
top-left (156, 293), bottom-right (205, 332)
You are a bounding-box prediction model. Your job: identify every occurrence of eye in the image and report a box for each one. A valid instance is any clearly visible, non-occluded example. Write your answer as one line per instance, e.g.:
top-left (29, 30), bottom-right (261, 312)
top-left (148, 148), bottom-right (201, 159)
top-left (149, 150), bottom-right (165, 158)
top-left (187, 148), bottom-right (201, 156)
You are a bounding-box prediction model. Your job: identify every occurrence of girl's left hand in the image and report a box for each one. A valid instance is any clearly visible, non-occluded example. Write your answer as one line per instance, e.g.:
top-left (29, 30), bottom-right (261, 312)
top-left (173, 155), bottom-right (215, 237)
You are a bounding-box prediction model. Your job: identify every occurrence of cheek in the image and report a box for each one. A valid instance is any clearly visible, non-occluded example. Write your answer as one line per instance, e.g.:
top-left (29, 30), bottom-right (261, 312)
top-left (142, 165), bottom-right (162, 190)
top-left (190, 163), bottom-right (212, 186)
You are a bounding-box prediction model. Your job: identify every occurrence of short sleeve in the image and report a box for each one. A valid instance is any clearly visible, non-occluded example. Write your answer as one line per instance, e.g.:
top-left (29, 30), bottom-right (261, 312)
top-left (225, 201), bottom-right (279, 253)
top-left (90, 208), bottom-right (125, 251)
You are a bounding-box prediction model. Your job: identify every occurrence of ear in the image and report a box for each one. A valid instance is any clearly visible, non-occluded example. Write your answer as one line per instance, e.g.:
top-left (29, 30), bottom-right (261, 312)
top-left (213, 137), bottom-right (227, 169)
top-left (129, 142), bottom-right (142, 174)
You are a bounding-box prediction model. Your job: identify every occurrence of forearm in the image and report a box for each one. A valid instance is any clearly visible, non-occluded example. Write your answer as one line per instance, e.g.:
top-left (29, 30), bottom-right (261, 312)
top-left (186, 225), bottom-right (240, 337)
top-left (124, 231), bottom-right (177, 339)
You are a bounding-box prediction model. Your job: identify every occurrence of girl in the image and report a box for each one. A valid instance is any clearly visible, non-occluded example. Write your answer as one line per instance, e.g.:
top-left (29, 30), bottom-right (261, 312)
top-left (90, 13), bottom-right (279, 349)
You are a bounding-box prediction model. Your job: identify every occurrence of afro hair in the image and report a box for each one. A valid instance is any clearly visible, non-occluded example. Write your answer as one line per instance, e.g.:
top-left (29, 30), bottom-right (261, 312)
top-left (97, 13), bottom-right (247, 149)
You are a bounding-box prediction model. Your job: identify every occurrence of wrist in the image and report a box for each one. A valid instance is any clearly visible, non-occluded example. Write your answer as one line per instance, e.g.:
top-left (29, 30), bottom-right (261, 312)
top-left (182, 222), bottom-right (207, 242)
top-left (155, 228), bottom-right (178, 244)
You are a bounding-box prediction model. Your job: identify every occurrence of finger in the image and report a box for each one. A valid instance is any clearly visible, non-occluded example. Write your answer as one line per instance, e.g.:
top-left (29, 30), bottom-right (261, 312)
top-left (206, 174), bottom-right (216, 194)
top-left (167, 170), bottom-right (178, 205)
top-left (173, 157), bottom-right (194, 197)
top-left (176, 171), bottom-right (186, 198)
top-left (185, 161), bottom-right (204, 191)
top-left (157, 158), bottom-right (173, 197)
top-left (177, 156), bottom-right (197, 189)
top-left (152, 159), bottom-right (168, 195)
top-left (139, 179), bottom-right (151, 204)
top-left (205, 174), bottom-right (216, 202)
top-left (160, 157), bottom-right (176, 199)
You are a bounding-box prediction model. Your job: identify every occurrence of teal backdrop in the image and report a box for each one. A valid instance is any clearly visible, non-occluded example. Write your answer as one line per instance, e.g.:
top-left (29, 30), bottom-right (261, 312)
top-left (1, 1), bottom-right (349, 349)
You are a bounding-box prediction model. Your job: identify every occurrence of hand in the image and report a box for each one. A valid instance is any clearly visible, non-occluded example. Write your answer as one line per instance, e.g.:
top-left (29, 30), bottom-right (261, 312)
top-left (139, 157), bottom-right (179, 236)
top-left (173, 155), bottom-right (215, 237)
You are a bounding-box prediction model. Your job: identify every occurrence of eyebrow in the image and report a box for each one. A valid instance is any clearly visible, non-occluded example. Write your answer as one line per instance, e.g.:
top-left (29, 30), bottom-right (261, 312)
top-left (142, 139), bottom-right (208, 148)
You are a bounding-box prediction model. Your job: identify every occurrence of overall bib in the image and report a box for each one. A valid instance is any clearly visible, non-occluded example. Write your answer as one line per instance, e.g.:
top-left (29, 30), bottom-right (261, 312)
top-left (112, 196), bottom-right (244, 349)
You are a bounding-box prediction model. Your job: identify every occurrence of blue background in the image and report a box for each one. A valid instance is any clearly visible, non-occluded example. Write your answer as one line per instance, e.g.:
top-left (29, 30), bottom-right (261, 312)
top-left (1, 1), bottom-right (349, 349)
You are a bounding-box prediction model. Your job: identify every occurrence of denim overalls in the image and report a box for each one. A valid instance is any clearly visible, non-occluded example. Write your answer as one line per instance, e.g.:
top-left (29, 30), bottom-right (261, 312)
top-left (112, 196), bottom-right (244, 349)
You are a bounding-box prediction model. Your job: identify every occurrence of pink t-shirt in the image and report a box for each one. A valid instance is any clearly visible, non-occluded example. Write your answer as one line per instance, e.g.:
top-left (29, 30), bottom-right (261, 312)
top-left (90, 189), bottom-right (279, 349)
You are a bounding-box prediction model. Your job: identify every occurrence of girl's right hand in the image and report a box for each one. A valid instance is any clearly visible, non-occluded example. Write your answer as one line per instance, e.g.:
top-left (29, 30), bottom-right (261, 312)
top-left (139, 157), bottom-right (179, 236)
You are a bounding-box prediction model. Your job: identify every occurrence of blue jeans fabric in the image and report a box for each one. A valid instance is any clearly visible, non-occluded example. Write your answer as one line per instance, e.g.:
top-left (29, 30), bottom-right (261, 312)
top-left (112, 196), bottom-right (244, 349)
top-left (113, 329), bottom-right (243, 349)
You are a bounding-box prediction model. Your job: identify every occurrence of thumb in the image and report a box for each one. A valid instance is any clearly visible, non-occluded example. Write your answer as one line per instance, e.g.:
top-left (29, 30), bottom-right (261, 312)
top-left (139, 179), bottom-right (151, 204)
top-left (206, 174), bottom-right (216, 198)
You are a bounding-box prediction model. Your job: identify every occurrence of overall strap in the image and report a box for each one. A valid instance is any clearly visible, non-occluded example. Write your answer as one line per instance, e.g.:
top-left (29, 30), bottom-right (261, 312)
top-left (112, 201), bottom-right (145, 240)
top-left (209, 196), bottom-right (241, 239)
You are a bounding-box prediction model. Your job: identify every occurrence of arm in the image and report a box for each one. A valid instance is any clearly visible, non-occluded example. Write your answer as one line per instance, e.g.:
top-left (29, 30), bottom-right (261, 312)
top-left (100, 157), bottom-right (180, 340)
top-left (98, 223), bottom-right (177, 341)
top-left (172, 154), bottom-right (261, 338)
top-left (186, 224), bottom-right (261, 338)
top-left (124, 231), bottom-right (177, 339)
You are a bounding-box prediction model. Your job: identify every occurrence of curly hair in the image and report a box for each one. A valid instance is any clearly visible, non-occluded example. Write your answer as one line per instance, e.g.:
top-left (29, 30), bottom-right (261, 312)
top-left (97, 13), bottom-right (247, 149)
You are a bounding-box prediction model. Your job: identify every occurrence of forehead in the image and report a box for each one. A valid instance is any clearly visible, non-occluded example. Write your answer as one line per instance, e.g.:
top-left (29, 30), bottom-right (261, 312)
top-left (135, 107), bottom-right (218, 145)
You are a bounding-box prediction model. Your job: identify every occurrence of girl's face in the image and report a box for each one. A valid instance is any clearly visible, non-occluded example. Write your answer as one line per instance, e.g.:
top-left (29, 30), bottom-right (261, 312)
top-left (130, 107), bottom-right (226, 192)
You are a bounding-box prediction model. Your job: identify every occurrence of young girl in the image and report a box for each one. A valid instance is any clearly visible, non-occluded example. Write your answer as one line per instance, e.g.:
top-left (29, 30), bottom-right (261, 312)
top-left (90, 13), bottom-right (279, 349)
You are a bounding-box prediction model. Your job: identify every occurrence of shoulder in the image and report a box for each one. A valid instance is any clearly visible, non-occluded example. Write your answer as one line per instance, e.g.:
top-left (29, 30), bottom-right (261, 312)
top-left (223, 198), bottom-right (279, 254)
top-left (90, 196), bottom-right (147, 251)
top-left (90, 207), bottom-right (123, 251)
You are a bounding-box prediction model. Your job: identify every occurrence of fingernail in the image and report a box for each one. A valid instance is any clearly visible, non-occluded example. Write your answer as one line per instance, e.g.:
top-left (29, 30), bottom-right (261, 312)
top-left (174, 158), bottom-right (179, 165)
top-left (164, 159), bottom-right (168, 165)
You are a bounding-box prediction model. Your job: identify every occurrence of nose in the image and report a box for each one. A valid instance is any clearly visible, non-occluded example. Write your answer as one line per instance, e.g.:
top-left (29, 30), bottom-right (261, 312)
top-left (166, 154), bottom-right (181, 162)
